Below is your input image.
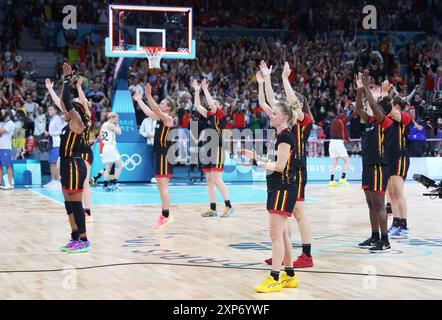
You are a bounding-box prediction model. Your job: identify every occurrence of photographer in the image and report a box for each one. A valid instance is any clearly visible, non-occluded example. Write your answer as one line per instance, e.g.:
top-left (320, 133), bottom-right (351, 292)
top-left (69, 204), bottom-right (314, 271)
top-left (0, 110), bottom-right (15, 189)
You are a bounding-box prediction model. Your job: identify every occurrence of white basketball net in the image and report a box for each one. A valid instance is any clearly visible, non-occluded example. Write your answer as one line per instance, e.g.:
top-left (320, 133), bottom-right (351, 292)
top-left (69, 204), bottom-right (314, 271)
top-left (143, 47), bottom-right (165, 70)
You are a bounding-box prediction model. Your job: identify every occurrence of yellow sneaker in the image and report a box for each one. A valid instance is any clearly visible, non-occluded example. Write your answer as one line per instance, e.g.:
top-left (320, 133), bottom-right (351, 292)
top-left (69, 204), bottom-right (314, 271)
top-left (329, 180), bottom-right (338, 187)
top-left (280, 272), bottom-right (299, 288)
top-left (339, 178), bottom-right (349, 185)
top-left (254, 276), bottom-right (282, 293)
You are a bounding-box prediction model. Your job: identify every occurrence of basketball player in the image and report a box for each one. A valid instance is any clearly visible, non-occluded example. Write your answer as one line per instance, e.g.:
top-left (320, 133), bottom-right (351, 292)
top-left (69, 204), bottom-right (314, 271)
top-left (243, 99), bottom-right (299, 293)
top-left (355, 70), bottom-right (394, 253)
top-left (91, 164), bottom-right (116, 186)
top-left (133, 83), bottom-right (176, 231)
top-left (259, 61), bottom-right (314, 268)
top-left (46, 77), bottom-right (93, 222)
top-left (328, 111), bottom-right (352, 186)
top-left (384, 93), bottom-right (413, 239)
top-left (76, 76), bottom-right (94, 222)
top-left (192, 79), bottom-right (234, 218)
top-left (99, 112), bottom-right (124, 191)
top-left (57, 62), bottom-right (90, 253)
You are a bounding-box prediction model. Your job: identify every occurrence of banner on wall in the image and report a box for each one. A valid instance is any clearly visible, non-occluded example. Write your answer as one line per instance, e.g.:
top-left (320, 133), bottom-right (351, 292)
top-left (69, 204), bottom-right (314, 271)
top-left (90, 143), bottom-right (154, 182)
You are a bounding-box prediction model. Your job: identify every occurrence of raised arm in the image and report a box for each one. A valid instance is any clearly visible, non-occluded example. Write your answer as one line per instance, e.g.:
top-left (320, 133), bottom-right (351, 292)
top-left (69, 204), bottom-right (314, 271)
top-left (133, 91), bottom-right (159, 120)
top-left (145, 83), bottom-right (173, 127)
top-left (355, 73), bottom-right (370, 123)
top-left (282, 61), bottom-right (304, 121)
top-left (60, 63), bottom-right (84, 134)
top-left (200, 79), bottom-right (216, 113)
top-left (45, 78), bottom-right (62, 110)
top-left (191, 79), bottom-right (207, 118)
top-left (256, 71), bottom-right (272, 116)
top-left (76, 76), bottom-right (91, 118)
top-left (259, 60), bottom-right (277, 108)
top-left (361, 70), bottom-right (385, 124)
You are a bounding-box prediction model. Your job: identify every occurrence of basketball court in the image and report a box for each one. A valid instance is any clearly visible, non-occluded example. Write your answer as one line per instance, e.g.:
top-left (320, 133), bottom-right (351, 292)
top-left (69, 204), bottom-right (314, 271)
top-left (1, 182), bottom-right (441, 300)
top-left (1, 3), bottom-right (442, 305)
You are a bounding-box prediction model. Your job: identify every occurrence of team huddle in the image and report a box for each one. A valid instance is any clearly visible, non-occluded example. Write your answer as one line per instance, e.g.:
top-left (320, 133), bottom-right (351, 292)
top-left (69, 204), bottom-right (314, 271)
top-left (50, 57), bottom-right (412, 293)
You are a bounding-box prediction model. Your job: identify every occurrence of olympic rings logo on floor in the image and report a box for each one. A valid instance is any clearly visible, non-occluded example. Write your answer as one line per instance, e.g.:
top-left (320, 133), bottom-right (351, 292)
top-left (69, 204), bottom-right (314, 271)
top-left (121, 154), bottom-right (142, 171)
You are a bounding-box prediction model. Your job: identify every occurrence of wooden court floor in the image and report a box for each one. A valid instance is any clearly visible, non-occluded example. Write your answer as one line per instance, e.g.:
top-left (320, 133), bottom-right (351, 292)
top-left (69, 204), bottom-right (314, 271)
top-left (1, 183), bottom-right (441, 300)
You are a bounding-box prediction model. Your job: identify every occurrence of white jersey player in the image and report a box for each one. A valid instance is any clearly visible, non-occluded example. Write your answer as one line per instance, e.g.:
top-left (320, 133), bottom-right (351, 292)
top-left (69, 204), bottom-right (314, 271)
top-left (100, 112), bottom-right (124, 191)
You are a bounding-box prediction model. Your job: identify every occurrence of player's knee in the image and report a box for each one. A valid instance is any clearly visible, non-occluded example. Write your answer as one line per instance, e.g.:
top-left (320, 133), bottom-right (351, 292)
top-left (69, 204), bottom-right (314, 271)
top-left (293, 210), bottom-right (302, 221)
top-left (269, 228), bottom-right (282, 241)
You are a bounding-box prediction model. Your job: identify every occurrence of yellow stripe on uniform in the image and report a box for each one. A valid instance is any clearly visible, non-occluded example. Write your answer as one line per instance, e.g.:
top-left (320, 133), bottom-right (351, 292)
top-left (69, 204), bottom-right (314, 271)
top-left (75, 162), bottom-right (79, 190)
top-left (297, 169), bottom-right (303, 199)
top-left (69, 161), bottom-right (73, 190)
top-left (402, 157), bottom-right (407, 177)
top-left (397, 158), bottom-right (402, 176)
top-left (64, 131), bottom-right (72, 157)
top-left (218, 146), bottom-right (224, 169)
top-left (274, 190), bottom-right (281, 210)
top-left (70, 134), bottom-right (78, 158)
top-left (373, 165), bottom-right (378, 192)
top-left (379, 166), bottom-right (383, 191)
top-left (281, 191), bottom-right (287, 212)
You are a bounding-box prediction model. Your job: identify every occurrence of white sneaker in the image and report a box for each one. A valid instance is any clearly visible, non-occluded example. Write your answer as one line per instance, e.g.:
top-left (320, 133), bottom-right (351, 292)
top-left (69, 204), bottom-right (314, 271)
top-left (150, 177), bottom-right (157, 184)
top-left (43, 181), bottom-right (56, 188)
top-left (1, 185), bottom-right (14, 190)
top-left (48, 181), bottom-right (61, 189)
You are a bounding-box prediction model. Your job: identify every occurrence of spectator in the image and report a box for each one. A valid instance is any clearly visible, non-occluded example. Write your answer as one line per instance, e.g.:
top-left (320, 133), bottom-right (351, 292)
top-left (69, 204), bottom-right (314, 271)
top-left (23, 94), bottom-right (38, 136)
top-left (0, 110), bottom-right (15, 189)
top-left (44, 105), bottom-right (64, 187)
top-left (33, 106), bottom-right (46, 137)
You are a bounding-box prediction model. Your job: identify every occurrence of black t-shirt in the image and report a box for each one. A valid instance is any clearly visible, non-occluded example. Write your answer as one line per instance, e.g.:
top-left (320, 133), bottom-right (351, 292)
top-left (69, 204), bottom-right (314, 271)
top-left (267, 128), bottom-right (297, 187)
top-left (59, 125), bottom-right (84, 159)
top-left (388, 112), bottom-right (413, 159)
top-left (361, 116), bottom-right (394, 165)
top-left (154, 121), bottom-right (174, 155)
top-left (291, 114), bottom-right (313, 168)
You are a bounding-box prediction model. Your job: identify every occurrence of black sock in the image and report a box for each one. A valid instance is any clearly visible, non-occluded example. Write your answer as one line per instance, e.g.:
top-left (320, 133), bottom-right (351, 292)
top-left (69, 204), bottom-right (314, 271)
top-left (162, 209), bottom-right (169, 218)
top-left (393, 217), bottom-right (400, 227)
top-left (386, 202), bottom-right (392, 214)
top-left (111, 179), bottom-right (118, 185)
top-left (95, 173), bottom-right (102, 180)
top-left (330, 175), bottom-right (335, 181)
top-left (381, 234), bottom-right (389, 243)
top-left (84, 208), bottom-right (91, 216)
top-left (80, 236), bottom-right (88, 242)
top-left (371, 231), bottom-right (380, 240)
top-left (210, 202), bottom-right (216, 211)
top-left (399, 218), bottom-right (407, 230)
top-left (104, 180), bottom-right (109, 187)
top-left (71, 230), bottom-right (80, 241)
top-left (270, 270), bottom-right (280, 281)
top-left (70, 201), bottom-right (86, 239)
top-left (302, 244), bottom-right (312, 257)
top-left (341, 172), bottom-right (346, 179)
top-left (284, 267), bottom-right (295, 277)
top-left (224, 200), bottom-right (232, 208)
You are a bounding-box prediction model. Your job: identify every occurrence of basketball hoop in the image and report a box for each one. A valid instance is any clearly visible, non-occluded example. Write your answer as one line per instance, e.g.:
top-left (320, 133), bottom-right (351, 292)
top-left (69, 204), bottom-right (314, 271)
top-left (143, 46), bottom-right (165, 70)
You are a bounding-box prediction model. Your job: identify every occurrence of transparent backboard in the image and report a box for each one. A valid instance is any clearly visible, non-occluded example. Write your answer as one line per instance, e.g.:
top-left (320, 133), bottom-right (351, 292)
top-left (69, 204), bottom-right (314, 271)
top-left (105, 4), bottom-right (195, 59)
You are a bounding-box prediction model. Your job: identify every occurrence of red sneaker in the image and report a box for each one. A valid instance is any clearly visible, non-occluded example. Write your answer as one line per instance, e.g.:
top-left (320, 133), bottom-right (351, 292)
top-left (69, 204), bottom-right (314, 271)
top-left (293, 253), bottom-right (314, 268)
top-left (264, 257), bottom-right (272, 265)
